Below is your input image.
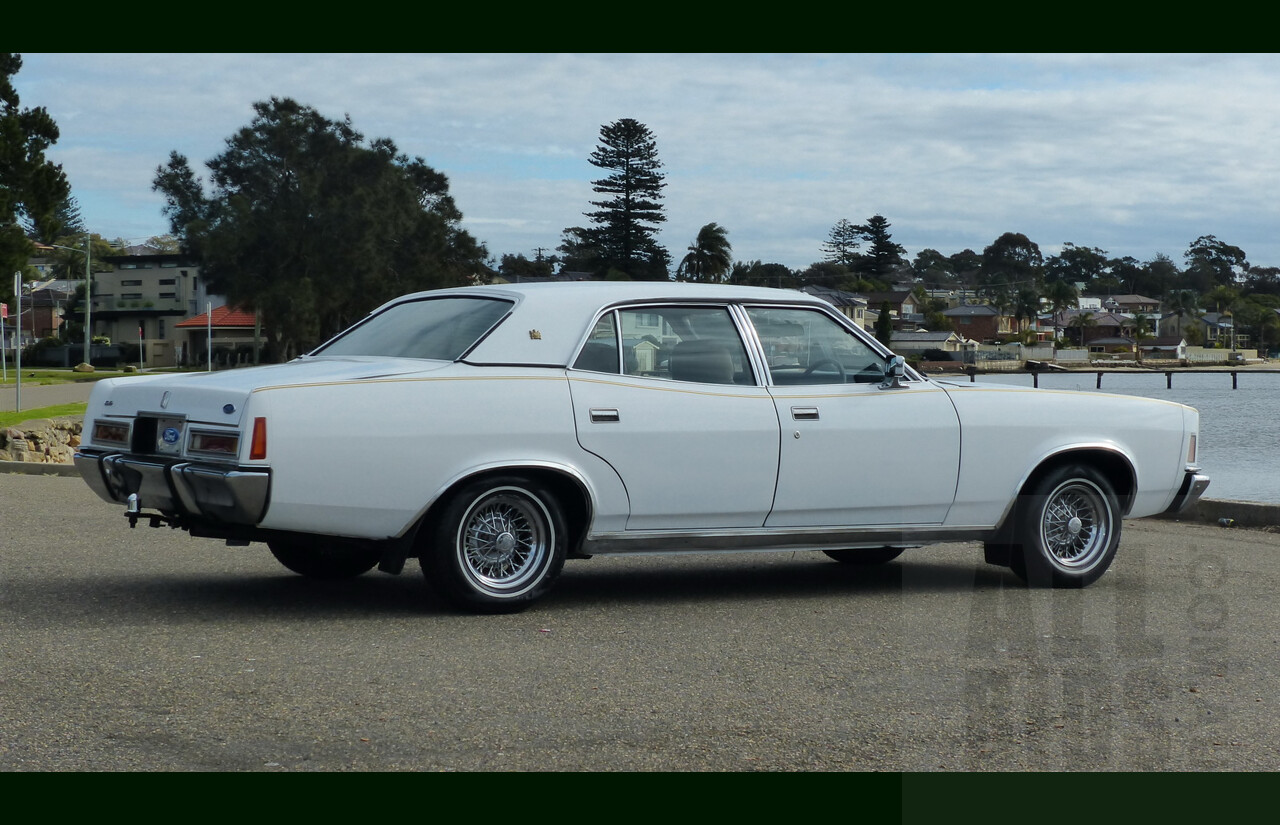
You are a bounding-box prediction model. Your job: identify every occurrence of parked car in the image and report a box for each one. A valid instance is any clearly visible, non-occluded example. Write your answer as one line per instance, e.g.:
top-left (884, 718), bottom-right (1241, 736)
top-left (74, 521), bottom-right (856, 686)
top-left (75, 282), bottom-right (1209, 612)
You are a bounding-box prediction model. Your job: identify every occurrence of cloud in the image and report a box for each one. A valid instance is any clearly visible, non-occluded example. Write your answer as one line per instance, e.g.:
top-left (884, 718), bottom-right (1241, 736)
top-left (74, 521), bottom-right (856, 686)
top-left (16, 53), bottom-right (1280, 271)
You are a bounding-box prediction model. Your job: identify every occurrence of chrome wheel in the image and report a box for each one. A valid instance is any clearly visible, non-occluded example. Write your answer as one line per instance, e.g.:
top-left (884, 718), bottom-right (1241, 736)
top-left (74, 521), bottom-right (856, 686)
top-left (424, 476), bottom-right (567, 613)
top-left (1012, 463), bottom-right (1122, 588)
top-left (1039, 479), bottom-right (1112, 570)
top-left (456, 487), bottom-right (553, 596)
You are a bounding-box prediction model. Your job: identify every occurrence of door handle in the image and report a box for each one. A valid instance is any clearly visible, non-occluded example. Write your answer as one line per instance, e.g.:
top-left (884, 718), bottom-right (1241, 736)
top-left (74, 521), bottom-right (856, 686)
top-left (791, 406), bottom-right (820, 420)
top-left (590, 408), bottom-right (621, 423)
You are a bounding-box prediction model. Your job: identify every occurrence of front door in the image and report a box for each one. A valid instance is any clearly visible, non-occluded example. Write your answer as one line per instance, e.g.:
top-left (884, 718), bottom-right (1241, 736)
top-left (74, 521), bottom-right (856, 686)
top-left (744, 305), bottom-right (961, 527)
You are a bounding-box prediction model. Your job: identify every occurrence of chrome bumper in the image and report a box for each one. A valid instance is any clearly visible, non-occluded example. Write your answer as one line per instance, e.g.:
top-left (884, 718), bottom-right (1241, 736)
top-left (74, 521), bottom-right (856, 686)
top-left (1165, 467), bottom-right (1211, 515)
top-left (75, 450), bottom-right (270, 525)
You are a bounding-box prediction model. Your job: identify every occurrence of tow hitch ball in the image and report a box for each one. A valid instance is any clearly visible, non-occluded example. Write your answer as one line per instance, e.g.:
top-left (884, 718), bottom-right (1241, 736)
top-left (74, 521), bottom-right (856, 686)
top-left (125, 494), bottom-right (169, 529)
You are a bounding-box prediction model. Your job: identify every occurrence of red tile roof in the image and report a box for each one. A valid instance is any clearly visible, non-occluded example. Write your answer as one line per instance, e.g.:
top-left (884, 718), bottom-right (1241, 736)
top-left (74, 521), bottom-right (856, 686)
top-left (176, 305), bottom-right (258, 328)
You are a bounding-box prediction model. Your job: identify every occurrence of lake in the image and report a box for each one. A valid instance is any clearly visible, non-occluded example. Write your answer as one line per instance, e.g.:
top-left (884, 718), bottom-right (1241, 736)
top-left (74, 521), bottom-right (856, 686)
top-left (966, 369), bottom-right (1280, 505)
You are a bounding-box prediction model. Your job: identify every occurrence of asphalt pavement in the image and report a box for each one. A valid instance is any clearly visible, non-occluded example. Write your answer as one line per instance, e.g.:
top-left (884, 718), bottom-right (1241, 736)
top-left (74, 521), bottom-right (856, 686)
top-left (1, 473), bottom-right (1277, 771)
top-left (0, 375), bottom-right (97, 412)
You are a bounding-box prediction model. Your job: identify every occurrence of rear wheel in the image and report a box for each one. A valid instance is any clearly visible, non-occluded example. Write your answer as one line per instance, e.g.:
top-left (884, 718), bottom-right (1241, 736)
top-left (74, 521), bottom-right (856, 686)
top-left (422, 476), bottom-right (567, 613)
top-left (823, 547), bottom-right (905, 565)
top-left (268, 539), bottom-right (381, 580)
top-left (1009, 464), bottom-right (1121, 587)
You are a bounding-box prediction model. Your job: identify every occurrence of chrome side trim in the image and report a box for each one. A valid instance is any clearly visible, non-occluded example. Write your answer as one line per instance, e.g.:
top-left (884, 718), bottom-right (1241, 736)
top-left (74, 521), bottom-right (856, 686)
top-left (582, 524), bottom-right (995, 556)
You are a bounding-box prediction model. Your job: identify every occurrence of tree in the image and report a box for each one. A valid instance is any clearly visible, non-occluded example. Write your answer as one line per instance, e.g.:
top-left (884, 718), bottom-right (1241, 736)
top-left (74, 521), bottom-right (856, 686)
top-left (874, 301), bottom-right (894, 347)
top-left (1184, 235), bottom-right (1248, 292)
top-left (566, 118), bottom-right (669, 280)
top-left (153, 97), bottom-right (487, 361)
top-left (821, 219), bottom-right (862, 268)
top-left (854, 215), bottom-right (907, 282)
top-left (676, 222), bottom-right (732, 283)
top-left (981, 232), bottom-right (1043, 293)
top-left (1131, 313), bottom-right (1154, 362)
top-left (730, 260), bottom-right (794, 288)
top-left (1, 53), bottom-right (71, 282)
top-left (1068, 310), bottom-right (1097, 347)
top-left (498, 252), bottom-right (555, 282)
top-left (1043, 278), bottom-right (1079, 340)
top-left (912, 248), bottom-right (957, 285)
top-left (1043, 243), bottom-right (1108, 288)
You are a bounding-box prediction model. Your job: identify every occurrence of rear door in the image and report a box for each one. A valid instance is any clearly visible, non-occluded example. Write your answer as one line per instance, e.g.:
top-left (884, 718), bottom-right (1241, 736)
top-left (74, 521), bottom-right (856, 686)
top-left (568, 304), bottom-right (781, 531)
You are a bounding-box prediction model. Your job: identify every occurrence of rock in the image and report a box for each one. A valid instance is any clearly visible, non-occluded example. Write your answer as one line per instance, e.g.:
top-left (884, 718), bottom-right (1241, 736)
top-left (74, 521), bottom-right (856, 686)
top-left (0, 417), bottom-right (83, 465)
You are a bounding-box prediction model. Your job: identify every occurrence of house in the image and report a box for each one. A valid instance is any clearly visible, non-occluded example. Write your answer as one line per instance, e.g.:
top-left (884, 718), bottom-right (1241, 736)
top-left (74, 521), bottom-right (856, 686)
top-left (800, 285), bottom-right (868, 327)
top-left (22, 279), bottom-right (77, 340)
top-left (942, 303), bottom-right (1015, 342)
top-left (1161, 311), bottom-right (1244, 349)
top-left (861, 291), bottom-right (923, 330)
top-left (1099, 294), bottom-right (1162, 315)
top-left (1054, 310), bottom-right (1133, 346)
top-left (1086, 336), bottom-right (1136, 356)
top-left (175, 305), bottom-right (259, 367)
top-left (1139, 336), bottom-right (1188, 362)
top-left (890, 330), bottom-right (967, 356)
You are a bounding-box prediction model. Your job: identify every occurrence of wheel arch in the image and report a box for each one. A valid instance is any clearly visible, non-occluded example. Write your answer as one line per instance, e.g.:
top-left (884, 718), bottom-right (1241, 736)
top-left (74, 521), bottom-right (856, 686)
top-left (414, 462), bottom-right (594, 559)
top-left (993, 446), bottom-right (1136, 539)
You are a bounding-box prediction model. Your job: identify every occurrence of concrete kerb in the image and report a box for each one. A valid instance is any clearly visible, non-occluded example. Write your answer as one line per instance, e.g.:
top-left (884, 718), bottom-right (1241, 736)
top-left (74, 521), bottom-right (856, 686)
top-left (1153, 498), bottom-right (1280, 530)
top-left (1, 460), bottom-right (81, 477)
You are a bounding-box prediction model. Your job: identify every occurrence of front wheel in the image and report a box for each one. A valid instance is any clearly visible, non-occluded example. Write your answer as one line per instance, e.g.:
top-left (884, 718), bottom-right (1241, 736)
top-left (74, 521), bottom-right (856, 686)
top-left (1009, 464), bottom-right (1121, 588)
top-left (422, 476), bottom-right (567, 613)
top-left (268, 539), bottom-right (381, 579)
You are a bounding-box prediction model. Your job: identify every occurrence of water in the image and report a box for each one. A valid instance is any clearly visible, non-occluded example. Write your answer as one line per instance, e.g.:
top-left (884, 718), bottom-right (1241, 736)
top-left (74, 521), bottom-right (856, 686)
top-left (966, 370), bottom-right (1280, 504)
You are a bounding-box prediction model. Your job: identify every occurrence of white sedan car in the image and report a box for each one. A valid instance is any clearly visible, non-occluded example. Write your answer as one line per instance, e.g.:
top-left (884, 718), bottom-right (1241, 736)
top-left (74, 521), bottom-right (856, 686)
top-left (75, 282), bottom-right (1209, 612)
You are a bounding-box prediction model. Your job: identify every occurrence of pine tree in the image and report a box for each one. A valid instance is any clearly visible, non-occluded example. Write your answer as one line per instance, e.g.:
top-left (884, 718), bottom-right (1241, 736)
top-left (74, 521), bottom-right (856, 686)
top-left (821, 219), bottom-right (862, 268)
top-left (579, 118), bottom-right (669, 280)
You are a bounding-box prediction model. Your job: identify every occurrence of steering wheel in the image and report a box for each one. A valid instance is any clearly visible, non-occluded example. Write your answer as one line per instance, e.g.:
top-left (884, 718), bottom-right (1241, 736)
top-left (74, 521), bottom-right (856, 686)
top-left (803, 358), bottom-right (847, 383)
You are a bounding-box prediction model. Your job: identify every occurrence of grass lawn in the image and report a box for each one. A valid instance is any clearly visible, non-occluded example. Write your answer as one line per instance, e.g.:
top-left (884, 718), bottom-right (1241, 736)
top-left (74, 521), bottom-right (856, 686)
top-left (0, 403), bottom-right (88, 428)
top-left (0, 368), bottom-right (140, 386)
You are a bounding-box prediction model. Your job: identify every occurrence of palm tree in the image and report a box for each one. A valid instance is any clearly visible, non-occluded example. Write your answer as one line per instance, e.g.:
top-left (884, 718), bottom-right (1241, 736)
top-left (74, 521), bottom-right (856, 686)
top-left (676, 223), bottom-right (732, 283)
top-left (1069, 311), bottom-right (1097, 347)
top-left (1132, 313), bottom-right (1154, 362)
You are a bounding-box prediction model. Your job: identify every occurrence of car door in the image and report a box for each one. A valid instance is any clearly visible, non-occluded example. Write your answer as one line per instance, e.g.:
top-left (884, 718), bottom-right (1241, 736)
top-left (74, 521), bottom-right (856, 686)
top-left (744, 305), bottom-right (961, 527)
top-left (568, 304), bottom-right (781, 531)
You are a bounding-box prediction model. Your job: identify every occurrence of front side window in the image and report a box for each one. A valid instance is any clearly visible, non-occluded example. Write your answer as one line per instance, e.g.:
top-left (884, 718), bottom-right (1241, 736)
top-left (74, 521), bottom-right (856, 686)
top-left (746, 306), bottom-right (886, 385)
top-left (313, 297), bottom-right (512, 361)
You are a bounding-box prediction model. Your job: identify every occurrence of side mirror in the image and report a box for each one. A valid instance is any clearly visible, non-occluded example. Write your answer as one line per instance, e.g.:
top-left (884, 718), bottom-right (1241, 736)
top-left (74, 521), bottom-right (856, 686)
top-left (880, 354), bottom-right (907, 390)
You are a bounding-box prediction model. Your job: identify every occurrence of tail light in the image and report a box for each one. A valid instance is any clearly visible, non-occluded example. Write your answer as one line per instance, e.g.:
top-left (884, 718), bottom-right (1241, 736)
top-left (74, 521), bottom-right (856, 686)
top-left (249, 417), bottom-right (268, 460)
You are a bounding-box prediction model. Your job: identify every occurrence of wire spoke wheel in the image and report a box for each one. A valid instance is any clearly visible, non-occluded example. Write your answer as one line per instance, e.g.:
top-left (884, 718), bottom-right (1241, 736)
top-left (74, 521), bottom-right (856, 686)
top-left (424, 477), bottom-right (567, 613)
top-left (459, 490), bottom-right (551, 592)
top-left (1040, 481), bottom-right (1110, 568)
top-left (1013, 464), bottom-right (1121, 588)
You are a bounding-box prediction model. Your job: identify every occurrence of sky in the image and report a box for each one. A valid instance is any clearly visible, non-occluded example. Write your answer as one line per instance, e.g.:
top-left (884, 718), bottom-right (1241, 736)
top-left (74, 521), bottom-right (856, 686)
top-left (12, 53), bottom-right (1280, 276)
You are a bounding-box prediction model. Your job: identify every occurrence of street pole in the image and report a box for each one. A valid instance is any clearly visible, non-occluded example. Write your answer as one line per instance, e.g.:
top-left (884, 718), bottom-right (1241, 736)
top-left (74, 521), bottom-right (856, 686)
top-left (82, 235), bottom-right (92, 368)
top-left (13, 271), bottom-right (22, 412)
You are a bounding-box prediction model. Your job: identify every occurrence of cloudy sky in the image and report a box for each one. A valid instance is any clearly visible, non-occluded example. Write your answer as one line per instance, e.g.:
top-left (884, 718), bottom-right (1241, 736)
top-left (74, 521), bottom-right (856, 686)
top-left (13, 53), bottom-right (1280, 275)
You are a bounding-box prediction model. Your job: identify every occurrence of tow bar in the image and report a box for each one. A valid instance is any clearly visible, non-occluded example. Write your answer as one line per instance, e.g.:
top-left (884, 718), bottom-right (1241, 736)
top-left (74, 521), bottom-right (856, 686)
top-left (125, 494), bottom-right (180, 529)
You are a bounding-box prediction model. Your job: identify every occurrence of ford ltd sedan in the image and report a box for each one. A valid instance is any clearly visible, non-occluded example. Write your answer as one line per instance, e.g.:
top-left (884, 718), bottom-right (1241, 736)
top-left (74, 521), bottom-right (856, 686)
top-left (75, 282), bottom-right (1209, 612)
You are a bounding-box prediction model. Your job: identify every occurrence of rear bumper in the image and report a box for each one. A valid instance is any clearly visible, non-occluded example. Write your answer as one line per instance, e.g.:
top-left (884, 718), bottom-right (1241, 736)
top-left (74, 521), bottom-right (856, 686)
top-left (1164, 467), bottom-right (1211, 515)
top-left (75, 450), bottom-right (270, 525)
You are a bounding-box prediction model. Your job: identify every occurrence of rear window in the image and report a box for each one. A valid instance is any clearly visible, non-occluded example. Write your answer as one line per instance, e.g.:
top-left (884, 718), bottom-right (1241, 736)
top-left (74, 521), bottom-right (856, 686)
top-left (313, 297), bottom-right (513, 361)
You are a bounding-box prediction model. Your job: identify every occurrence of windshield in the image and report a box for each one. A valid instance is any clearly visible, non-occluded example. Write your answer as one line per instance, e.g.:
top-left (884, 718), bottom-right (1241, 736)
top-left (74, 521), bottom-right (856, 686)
top-left (312, 297), bottom-right (513, 361)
